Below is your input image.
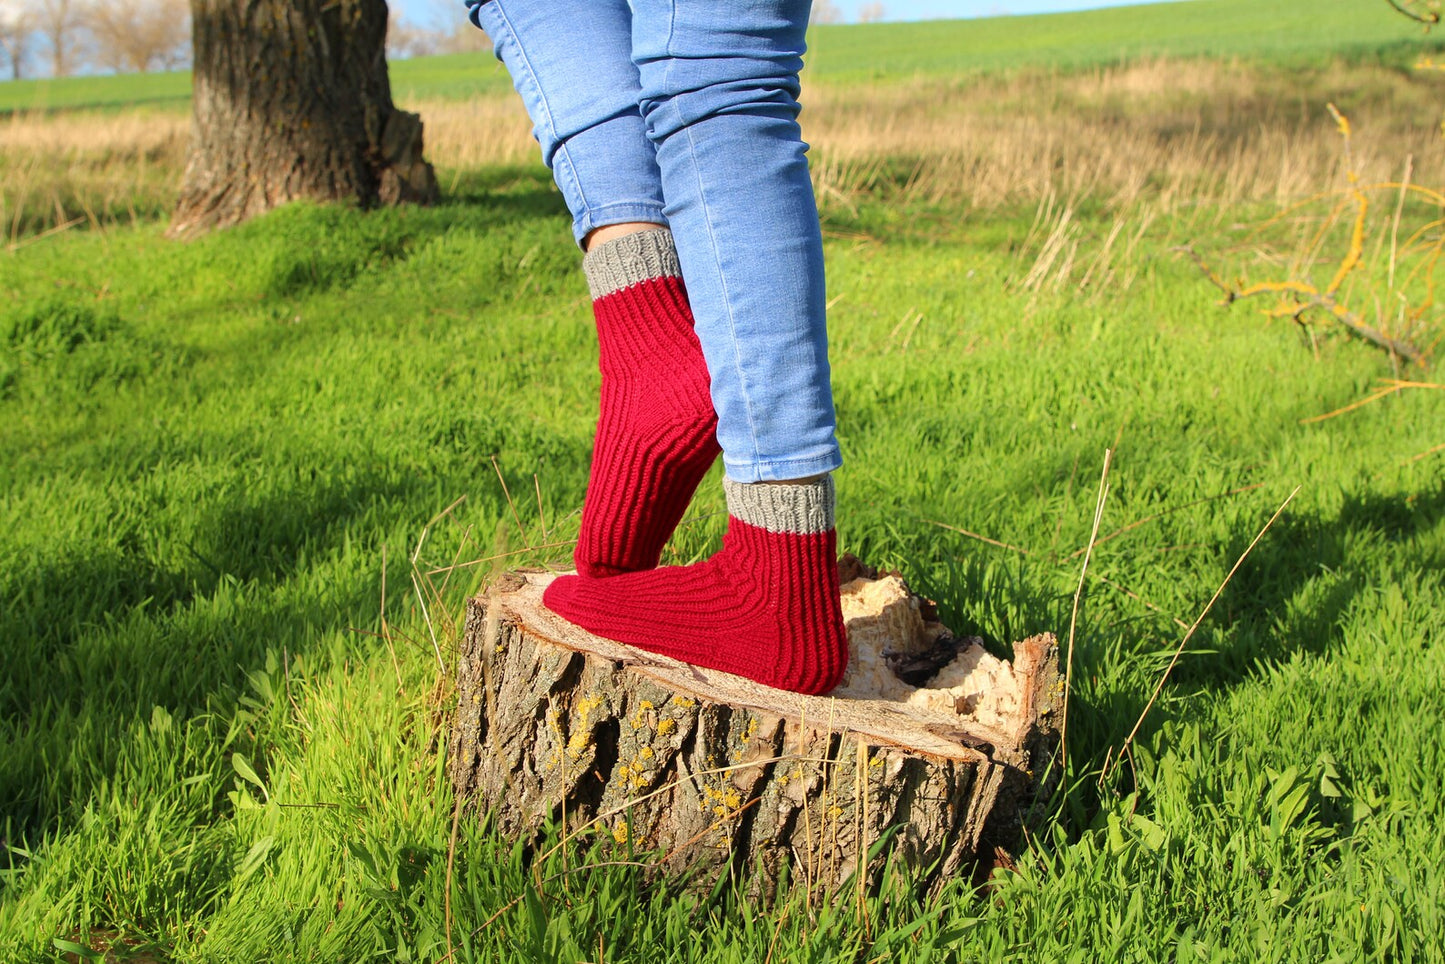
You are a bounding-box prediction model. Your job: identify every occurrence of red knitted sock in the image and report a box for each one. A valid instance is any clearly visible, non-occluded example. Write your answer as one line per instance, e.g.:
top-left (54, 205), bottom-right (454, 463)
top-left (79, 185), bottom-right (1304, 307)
top-left (575, 229), bottom-right (720, 577)
top-left (544, 477), bottom-right (848, 695)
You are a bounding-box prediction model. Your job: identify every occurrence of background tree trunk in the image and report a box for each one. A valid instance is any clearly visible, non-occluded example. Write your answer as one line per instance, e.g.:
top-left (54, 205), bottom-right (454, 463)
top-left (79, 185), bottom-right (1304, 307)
top-left (449, 564), bottom-right (1061, 899)
top-left (35, 0), bottom-right (80, 77)
top-left (0, 3), bottom-right (33, 80)
top-left (169, 0), bottom-right (438, 239)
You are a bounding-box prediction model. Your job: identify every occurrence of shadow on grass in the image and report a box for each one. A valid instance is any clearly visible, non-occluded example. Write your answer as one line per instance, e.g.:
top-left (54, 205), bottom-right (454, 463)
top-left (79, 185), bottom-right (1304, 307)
top-left (220, 168), bottom-right (569, 301)
top-left (0, 467), bottom-right (418, 828)
top-left (1, 159), bottom-right (567, 251)
top-left (1184, 479), bottom-right (1445, 685)
top-left (0, 397), bottom-right (590, 840)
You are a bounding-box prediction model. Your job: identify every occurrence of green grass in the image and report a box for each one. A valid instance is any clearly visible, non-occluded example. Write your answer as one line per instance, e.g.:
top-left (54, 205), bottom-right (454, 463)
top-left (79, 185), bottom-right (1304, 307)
top-left (1, 165), bottom-right (1441, 959)
top-left (3, 2), bottom-right (1445, 960)
top-left (0, 70), bottom-right (191, 115)
top-left (391, 52), bottom-right (515, 102)
top-left (3, 0), bottom-right (1442, 114)
top-left (804, 0), bottom-right (1445, 82)
top-left (0, 55), bottom-right (516, 116)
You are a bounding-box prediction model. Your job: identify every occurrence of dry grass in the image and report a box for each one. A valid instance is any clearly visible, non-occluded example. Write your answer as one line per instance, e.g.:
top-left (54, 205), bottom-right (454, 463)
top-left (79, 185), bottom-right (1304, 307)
top-left (1, 108), bottom-right (189, 242)
top-left (417, 57), bottom-right (1444, 219)
top-left (803, 58), bottom-right (1444, 214)
top-left (0, 108), bottom-right (189, 159)
top-left (417, 97), bottom-right (537, 170)
top-left (1172, 98), bottom-right (1445, 367)
top-left (2, 56), bottom-right (1442, 242)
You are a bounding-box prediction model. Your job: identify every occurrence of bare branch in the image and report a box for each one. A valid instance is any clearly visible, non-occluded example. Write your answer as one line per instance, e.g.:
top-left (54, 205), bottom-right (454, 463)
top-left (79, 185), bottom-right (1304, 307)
top-left (810, 0), bottom-right (842, 25)
top-left (857, 2), bottom-right (886, 23)
top-left (1174, 245), bottom-right (1426, 365)
top-left (1385, 0), bottom-right (1441, 26)
top-left (33, 0), bottom-right (83, 77)
top-left (85, 0), bottom-right (191, 74)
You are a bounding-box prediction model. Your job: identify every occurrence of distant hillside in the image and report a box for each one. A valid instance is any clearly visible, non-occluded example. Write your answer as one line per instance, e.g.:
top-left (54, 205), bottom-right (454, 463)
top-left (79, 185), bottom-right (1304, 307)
top-left (1, 0), bottom-right (1439, 113)
top-left (803, 0), bottom-right (1444, 81)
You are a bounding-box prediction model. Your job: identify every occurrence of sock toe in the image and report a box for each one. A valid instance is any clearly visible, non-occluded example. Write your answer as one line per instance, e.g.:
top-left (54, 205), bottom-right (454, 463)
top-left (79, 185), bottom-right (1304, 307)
top-left (544, 479), bottom-right (847, 695)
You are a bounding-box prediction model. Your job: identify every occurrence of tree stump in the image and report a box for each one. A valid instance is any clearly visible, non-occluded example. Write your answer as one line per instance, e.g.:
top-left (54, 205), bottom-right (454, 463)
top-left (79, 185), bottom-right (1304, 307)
top-left (448, 559), bottom-right (1060, 897)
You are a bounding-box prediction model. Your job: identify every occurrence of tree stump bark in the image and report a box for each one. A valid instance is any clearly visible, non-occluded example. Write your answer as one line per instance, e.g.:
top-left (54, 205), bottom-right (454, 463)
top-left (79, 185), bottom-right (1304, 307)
top-left (448, 560), bottom-right (1060, 898)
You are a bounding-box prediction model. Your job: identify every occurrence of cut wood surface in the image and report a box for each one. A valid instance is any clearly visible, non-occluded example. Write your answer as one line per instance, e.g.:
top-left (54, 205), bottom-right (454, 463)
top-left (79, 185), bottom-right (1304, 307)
top-left (448, 560), bottom-right (1061, 896)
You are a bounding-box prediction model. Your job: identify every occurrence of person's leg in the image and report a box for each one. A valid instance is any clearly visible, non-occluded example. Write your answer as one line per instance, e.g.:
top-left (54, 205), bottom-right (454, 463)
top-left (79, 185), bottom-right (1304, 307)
top-left (466, 0), bottom-right (662, 244)
top-left (543, 0), bottom-right (848, 695)
top-left (575, 226), bottom-right (721, 574)
top-left (468, 0), bottom-right (720, 576)
top-left (633, 0), bottom-right (841, 484)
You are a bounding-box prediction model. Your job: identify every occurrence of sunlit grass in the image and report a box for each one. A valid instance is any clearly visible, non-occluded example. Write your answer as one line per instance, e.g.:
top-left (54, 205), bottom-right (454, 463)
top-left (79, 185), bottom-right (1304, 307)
top-left (3, 0), bottom-right (1440, 114)
top-left (2, 168), bottom-right (1442, 958)
top-left (6, 54), bottom-right (1444, 244)
top-left (2, 1), bottom-right (1444, 960)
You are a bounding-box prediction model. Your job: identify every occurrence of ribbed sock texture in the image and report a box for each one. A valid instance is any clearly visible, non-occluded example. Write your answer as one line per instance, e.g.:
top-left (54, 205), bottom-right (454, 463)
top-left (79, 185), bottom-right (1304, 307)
top-left (575, 229), bottom-right (720, 577)
top-left (544, 477), bottom-right (848, 695)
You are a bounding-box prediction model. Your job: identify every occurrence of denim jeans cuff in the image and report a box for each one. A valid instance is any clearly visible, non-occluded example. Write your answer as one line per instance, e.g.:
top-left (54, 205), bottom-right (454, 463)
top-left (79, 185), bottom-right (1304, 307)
top-left (723, 450), bottom-right (843, 484)
top-left (572, 202), bottom-right (670, 248)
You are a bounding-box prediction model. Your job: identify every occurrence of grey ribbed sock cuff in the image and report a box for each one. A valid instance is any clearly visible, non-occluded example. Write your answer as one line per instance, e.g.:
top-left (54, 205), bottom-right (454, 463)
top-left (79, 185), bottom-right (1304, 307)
top-left (582, 228), bottom-right (681, 300)
top-left (724, 476), bottom-right (835, 535)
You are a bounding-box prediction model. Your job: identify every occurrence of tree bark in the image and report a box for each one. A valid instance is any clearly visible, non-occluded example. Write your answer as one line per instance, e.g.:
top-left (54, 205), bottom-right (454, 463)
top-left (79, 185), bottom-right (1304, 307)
top-left (448, 561), bottom-right (1061, 898)
top-left (169, 0), bottom-right (438, 239)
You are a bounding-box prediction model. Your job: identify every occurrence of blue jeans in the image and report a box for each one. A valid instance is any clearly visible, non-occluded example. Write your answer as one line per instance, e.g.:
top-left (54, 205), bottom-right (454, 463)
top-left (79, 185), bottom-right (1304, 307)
top-left (466, 0), bottom-right (842, 483)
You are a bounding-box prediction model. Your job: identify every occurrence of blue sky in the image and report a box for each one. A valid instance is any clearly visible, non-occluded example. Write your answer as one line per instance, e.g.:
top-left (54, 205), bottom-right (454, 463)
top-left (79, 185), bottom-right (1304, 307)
top-left (396, 0), bottom-right (1191, 29)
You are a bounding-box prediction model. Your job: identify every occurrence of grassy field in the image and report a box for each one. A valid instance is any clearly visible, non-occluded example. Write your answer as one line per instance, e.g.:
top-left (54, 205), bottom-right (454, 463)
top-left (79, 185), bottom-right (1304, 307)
top-left (5, 0), bottom-right (1445, 243)
top-left (2, 0), bottom-right (1441, 114)
top-left (3, 0), bottom-right (1445, 960)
